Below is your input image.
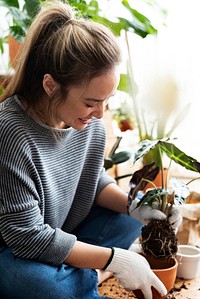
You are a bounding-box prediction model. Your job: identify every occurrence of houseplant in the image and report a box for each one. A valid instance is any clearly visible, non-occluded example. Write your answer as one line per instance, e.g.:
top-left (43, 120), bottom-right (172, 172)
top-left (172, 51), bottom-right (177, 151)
top-left (128, 138), bottom-right (200, 298)
top-left (0, 0), bottom-right (44, 66)
top-left (0, 0), bottom-right (159, 67)
top-left (104, 136), bottom-right (133, 176)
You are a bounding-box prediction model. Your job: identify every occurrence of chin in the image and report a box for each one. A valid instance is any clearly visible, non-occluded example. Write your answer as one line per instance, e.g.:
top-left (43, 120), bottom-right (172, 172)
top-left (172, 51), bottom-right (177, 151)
top-left (72, 124), bottom-right (88, 131)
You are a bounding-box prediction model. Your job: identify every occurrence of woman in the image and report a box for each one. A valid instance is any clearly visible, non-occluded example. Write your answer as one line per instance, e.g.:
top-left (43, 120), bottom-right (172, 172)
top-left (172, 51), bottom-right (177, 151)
top-left (0, 1), bottom-right (181, 298)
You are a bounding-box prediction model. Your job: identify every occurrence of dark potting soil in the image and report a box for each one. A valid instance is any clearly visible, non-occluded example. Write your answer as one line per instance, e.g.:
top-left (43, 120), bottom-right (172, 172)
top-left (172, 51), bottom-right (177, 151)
top-left (140, 219), bottom-right (178, 259)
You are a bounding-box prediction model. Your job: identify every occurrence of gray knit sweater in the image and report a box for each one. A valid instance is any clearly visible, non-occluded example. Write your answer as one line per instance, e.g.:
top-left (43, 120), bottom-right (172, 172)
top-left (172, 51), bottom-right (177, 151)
top-left (0, 96), bottom-right (115, 266)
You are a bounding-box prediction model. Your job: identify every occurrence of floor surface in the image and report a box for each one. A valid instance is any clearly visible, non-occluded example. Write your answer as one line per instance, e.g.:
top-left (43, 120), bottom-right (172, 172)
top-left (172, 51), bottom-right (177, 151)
top-left (98, 268), bottom-right (200, 298)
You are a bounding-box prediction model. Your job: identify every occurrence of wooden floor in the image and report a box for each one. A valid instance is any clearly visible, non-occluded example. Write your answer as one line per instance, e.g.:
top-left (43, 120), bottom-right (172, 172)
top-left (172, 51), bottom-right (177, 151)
top-left (98, 269), bottom-right (200, 298)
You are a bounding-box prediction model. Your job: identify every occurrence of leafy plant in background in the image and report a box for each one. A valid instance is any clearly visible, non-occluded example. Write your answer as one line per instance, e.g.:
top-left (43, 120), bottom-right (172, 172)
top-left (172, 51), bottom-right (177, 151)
top-left (0, 0), bottom-right (158, 56)
top-left (0, 0), bottom-right (43, 47)
top-left (128, 138), bottom-right (200, 259)
top-left (104, 136), bottom-right (133, 174)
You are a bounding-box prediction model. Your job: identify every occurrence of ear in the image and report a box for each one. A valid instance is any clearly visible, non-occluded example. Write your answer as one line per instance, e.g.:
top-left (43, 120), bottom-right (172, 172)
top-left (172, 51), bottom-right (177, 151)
top-left (43, 74), bottom-right (60, 96)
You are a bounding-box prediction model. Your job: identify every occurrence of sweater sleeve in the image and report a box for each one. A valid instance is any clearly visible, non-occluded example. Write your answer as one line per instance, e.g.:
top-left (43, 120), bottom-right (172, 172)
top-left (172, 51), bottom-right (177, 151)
top-left (96, 167), bottom-right (116, 198)
top-left (0, 118), bottom-right (76, 266)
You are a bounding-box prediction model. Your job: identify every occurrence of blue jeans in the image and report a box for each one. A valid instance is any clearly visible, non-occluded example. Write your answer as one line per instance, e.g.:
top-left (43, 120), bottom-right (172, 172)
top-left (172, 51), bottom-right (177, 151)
top-left (0, 206), bottom-right (143, 299)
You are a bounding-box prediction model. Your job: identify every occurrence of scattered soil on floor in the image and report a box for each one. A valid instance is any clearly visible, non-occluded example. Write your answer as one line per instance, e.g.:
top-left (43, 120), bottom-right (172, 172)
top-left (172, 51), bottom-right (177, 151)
top-left (98, 277), bottom-right (136, 298)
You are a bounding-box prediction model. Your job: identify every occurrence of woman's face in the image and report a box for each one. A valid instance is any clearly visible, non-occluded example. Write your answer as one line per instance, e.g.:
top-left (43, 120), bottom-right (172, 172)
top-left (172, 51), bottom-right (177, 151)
top-left (44, 68), bottom-right (119, 130)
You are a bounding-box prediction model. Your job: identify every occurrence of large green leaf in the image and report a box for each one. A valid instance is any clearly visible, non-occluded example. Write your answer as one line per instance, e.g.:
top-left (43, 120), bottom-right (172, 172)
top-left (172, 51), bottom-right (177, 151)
top-left (25, 0), bottom-right (42, 19)
top-left (160, 141), bottom-right (200, 173)
top-left (134, 138), bottom-right (200, 174)
top-left (9, 25), bottom-right (26, 42)
top-left (110, 150), bottom-right (133, 165)
top-left (122, 0), bottom-right (157, 36)
top-left (137, 188), bottom-right (168, 208)
top-left (0, 0), bottom-right (19, 8)
top-left (134, 139), bottom-right (161, 163)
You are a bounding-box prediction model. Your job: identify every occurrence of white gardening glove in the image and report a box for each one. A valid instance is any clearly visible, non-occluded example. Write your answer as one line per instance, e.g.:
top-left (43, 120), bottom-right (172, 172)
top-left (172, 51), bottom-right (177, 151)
top-left (105, 248), bottom-right (167, 299)
top-left (129, 199), bottom-right (166, 224)
top-left (167, 206), bottom-right (182, 232)
top-left (151, 202), bottom-right (182, 231)
top-left (128, 243), bottom-right (142, 253)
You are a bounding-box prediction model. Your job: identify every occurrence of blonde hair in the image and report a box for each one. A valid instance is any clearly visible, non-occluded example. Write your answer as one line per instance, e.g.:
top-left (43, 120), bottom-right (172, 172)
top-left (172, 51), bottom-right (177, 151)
top-left (0, 0), bottom-right (121, 123)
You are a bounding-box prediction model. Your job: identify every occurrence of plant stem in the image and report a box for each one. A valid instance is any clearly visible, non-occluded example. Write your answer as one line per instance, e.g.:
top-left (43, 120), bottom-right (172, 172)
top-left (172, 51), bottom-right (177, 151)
top-left (186, 176), bottom-right (200, 185)
top-left (158, 144), bottom-right (167, 212)
top-left (124, 31), bottom-right (142, 141)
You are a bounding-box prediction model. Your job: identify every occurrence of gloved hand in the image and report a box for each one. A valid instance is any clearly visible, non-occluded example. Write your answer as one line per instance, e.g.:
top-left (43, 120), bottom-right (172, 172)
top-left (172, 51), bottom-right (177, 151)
top-left (129, 199), bottom-right (166, 224)
top-left (105, 247), bottom-right (167, 299)
top-left (128, 242), bottom-right (142, 253)
top-left (167, 206), bottom-right (182, 231)
top-left (151, 202), bottom-right (182, 231)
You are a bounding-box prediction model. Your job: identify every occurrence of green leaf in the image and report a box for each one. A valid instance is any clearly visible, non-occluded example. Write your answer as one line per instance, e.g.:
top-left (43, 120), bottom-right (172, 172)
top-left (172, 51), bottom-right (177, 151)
top-left (118, 73), bottom-right (131, 94)
top-left (0, 0), bottom-right (19, 8)
top-left (122, 0), bottom-right (157, 36)
top-left (137, 188), bottom-right (168, 207)
top-left (25, 0), bottom-right (42, 19)
top-left (0, 37), bottom-right (5, 54)
top-left (134, 139), bottom-right (161, 163)
top-left (134, 138), bottom-right (200, 174)
top-left (160, 141), bottom-right (200, 173)
top-left (110, 151), bottom-right (132, 165)
top-left (9, 25), bottom-right (26, 42)
top-left (170, 178), bottom-right (190, 206)
top-left (90, 16), bottom-right (125, 36)
top-left (104, 158), bottom-right (113, 170)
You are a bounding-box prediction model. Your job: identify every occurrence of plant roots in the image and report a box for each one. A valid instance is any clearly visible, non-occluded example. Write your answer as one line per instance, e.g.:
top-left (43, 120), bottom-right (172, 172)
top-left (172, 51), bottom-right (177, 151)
top-left (140, 219), bottom-right (178, 259)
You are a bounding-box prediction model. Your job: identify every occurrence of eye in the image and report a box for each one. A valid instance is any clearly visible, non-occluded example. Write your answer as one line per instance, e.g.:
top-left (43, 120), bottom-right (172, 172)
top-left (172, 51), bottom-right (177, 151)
top-left (86, 103), bottom-right (94, 108)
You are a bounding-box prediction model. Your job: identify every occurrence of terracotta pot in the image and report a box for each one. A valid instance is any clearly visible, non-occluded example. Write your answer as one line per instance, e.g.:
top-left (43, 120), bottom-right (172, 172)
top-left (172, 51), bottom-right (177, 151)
top-left (133, 255), bottom-right (178, 299)
top-left (144, 169), bottom-right (168, 192)
top-left (8, 35), bottom-right (21, 69)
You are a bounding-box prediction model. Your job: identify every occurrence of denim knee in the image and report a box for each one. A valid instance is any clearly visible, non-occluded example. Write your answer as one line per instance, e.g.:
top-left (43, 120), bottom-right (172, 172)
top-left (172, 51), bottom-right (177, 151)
top-left (0, 247), bottom-right (108, 299)
top-left (73, 205), bottom-right (143, 249)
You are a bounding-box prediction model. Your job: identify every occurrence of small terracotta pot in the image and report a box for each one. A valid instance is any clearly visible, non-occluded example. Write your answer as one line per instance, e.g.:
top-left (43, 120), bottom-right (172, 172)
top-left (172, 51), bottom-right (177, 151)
top-left (133, 255), bottom-right (178, 299)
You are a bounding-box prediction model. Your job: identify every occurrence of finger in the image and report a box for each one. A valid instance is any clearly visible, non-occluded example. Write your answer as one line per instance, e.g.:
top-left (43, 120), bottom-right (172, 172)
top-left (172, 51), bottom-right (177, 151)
top-left (141, 207), bottom-right (166, 220)
top-left (168, 208), bottom-right (182, 229)
top-left (170, 215), bottom-right (182, 230)
top-left (141, 286), bottom-right (153, 299)
top-left (128, 243), bottom-right (142, 253)
top-left (151, 275), bottom-right (167, 297)
top-left (168, 208), bottom-right (180, 222)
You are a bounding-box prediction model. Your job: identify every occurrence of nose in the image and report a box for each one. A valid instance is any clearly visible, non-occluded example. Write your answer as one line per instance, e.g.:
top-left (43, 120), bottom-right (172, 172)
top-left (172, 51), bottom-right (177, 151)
top-left (92, 102), bottom-right (105, 119)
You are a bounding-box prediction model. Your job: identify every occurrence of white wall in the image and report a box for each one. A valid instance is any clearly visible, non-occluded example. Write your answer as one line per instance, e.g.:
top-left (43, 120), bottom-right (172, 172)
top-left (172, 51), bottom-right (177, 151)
top-left (133, 0), bottom-right (200, 161)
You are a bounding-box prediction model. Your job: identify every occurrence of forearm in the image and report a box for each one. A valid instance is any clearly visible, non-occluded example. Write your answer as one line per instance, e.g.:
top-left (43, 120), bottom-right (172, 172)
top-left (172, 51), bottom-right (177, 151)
top-left (96, 183), bottom-right (128, 215)
top-left (64, 240), bottom-right (112, 269)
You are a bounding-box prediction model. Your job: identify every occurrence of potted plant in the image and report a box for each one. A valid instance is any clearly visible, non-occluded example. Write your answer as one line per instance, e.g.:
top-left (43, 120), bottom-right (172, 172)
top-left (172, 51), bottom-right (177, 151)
top-left (127, 138), bottom-right (200, 298)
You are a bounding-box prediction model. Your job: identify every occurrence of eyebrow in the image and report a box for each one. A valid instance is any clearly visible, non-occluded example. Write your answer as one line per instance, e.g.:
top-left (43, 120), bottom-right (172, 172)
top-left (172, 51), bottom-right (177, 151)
top-left (85, 98), bottom-right (104, 103)
top-left (84, 93), bottom-right (116, 103)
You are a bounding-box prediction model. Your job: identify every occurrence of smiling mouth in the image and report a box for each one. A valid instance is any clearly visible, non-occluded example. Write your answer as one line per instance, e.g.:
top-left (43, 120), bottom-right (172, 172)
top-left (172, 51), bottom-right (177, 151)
top-left (79, 118), bottom-right (92, 124)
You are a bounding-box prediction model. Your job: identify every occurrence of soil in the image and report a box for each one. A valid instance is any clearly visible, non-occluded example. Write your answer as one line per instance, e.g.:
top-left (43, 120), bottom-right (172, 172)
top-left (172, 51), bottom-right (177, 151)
top-left (140, 219), bottom-right (178, 258)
